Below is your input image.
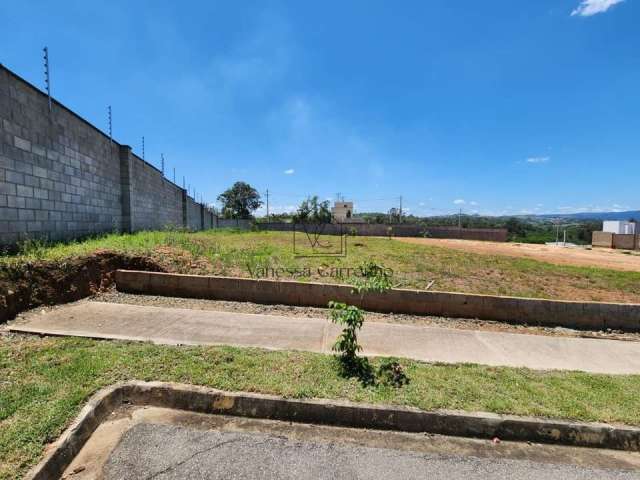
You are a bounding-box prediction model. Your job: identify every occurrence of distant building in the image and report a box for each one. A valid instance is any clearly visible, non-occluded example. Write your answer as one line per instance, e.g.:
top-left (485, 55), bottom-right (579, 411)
top-left (603, 221), bottom-right (636, 235)
top-left (593, 220), bottom-right (639, 250)
top-left (331, 201), bottom-right (365, 223)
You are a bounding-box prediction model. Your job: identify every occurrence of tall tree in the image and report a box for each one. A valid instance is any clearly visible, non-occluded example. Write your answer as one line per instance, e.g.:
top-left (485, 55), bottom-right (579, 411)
top-left (293, 196), bottom-right (333, 248)
top-left (293, 196), bottom-right (332, 224)
top-left (217, 181), bottom-right (262, 219)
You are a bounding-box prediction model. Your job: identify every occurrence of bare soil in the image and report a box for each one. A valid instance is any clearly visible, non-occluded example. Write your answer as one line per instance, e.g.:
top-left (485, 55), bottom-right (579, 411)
top-left (0, 251), bottom-right (163, 323)
top-left (395, 238), bottom-right (640, 272)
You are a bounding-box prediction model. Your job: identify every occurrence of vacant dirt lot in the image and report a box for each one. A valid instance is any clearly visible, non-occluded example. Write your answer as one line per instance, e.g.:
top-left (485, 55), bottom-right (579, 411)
top-left (395, 238), bottom-right (640, 273)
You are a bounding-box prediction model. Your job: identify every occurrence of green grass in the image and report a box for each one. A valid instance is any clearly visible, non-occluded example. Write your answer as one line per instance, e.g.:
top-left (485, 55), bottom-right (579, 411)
top-left (2, 229), bottom-right (639, 302)
top-left (2, 335), bottom-right (640, 479)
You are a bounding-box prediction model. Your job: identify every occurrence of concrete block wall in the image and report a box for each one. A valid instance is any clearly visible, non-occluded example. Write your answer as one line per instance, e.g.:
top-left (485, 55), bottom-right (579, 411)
top-left (612, 234), bottom-right (638, 251)
top-left (0, 65), bottom-right (123, 244)
top-left (216, 218), bottom-right (253, 229)
top-left (593, 232), bottom-right (639, 250)
top-left (204, 210), bottom-right (214, 229)
top-left (186, 197), bottom-right (201, 231)
top-left (258, 222), bottom-right (508, 242)
top-left (126, 151), bottom-right (184, 231)
top-left (0, 64), bottom-right (217, 245)
top-left (592, 231), bottom-right (614, 248)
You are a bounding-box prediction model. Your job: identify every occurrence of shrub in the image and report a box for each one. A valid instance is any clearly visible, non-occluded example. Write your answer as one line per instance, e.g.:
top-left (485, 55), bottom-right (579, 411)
top-left (329, 261), bottom-right (406, 387)
top-left (377, 359), bottom-right (410, 387)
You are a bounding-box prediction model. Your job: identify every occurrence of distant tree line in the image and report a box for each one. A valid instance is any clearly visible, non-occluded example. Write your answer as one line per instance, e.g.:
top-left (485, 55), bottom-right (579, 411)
top-left (215, 182), bottom-right (600, 245)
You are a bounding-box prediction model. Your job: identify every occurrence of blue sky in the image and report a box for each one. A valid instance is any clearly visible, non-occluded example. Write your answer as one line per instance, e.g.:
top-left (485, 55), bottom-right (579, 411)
top-left (1, 0), bottom-right (638, 217)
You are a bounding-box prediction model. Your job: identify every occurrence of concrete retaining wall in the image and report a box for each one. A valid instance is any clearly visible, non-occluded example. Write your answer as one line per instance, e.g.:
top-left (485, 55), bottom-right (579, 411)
top-left (259, 223), bottom-right (508, 242)
top-left (115, 270), bottom-right (640, 332)
top-left (0, 64), bottom-right (217, 245)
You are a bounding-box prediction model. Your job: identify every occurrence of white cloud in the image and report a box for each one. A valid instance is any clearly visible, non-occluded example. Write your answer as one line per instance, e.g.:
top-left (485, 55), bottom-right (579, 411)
top-left (526, 156), bottom-right (550, 164)
top-left (283, 168), bottom-right (295, 175)
top-left (265, 94), bottom-right (393, 185)
top-left (469, 201), bottom-right (479, 206)
top-left (571, 0), bottom-right (623, 16)
top-left (453, 199), bottom-right (466, 205)
top-left (555, 204), bottom-right (631, 214)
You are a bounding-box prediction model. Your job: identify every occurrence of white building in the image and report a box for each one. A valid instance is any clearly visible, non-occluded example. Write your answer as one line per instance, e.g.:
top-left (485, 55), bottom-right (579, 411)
top-left (603, 220), bottom-right (637, 235)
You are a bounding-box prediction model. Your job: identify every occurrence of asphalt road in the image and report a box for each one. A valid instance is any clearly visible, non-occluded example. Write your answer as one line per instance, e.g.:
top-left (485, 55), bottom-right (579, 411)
top-left (103, 423), bottom-right (640, 480)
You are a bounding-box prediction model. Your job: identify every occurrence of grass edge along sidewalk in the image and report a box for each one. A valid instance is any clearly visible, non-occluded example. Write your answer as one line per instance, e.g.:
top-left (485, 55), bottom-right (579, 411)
top-left (3, 336), bottom-right (640, 479)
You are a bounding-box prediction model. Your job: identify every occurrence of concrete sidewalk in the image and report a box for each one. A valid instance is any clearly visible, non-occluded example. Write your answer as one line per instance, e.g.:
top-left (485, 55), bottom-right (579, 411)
top-left (10, 301), bottom-right (640, 374)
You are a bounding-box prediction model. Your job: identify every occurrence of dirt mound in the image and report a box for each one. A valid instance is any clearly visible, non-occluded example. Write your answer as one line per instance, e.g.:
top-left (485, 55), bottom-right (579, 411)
top-left (0, 251), bottom-right (163, 323)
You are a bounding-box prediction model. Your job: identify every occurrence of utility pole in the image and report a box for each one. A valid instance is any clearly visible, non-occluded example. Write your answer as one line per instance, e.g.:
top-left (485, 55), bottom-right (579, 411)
top-left (399, 196), bottom-right (403, 223)
top-left (161, 154), bottom-right (165, 175)
top-left (183, 176), bottom-right (186, 190)
top-left (173, 167), bottom-right (176, 184)
top-left (107, 106), bottom-right (112, 144)
top-left (458, 208), bottom-right (462, 229)
top-left (265, 189), bottom-right (270, 222)
top-left (142, 136), bottom-right (145, 160)
top-left (43, 47), bottom-right (52, 112)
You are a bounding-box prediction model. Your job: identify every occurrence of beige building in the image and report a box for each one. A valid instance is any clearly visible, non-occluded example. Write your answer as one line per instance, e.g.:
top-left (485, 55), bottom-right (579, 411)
top-left (331, 201), bottom-right (365, 223)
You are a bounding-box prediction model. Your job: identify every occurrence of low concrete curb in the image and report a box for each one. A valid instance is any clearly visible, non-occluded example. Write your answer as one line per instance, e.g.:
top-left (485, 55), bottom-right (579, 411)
top-left (26, 381), bottom-right (640, 479)
top-left (116, 270), bottom-right (640, 331)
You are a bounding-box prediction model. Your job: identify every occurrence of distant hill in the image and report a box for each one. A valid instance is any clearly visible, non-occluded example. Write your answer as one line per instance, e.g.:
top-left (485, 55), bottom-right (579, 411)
top-left (534, 211), bottom-right (640, 222)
